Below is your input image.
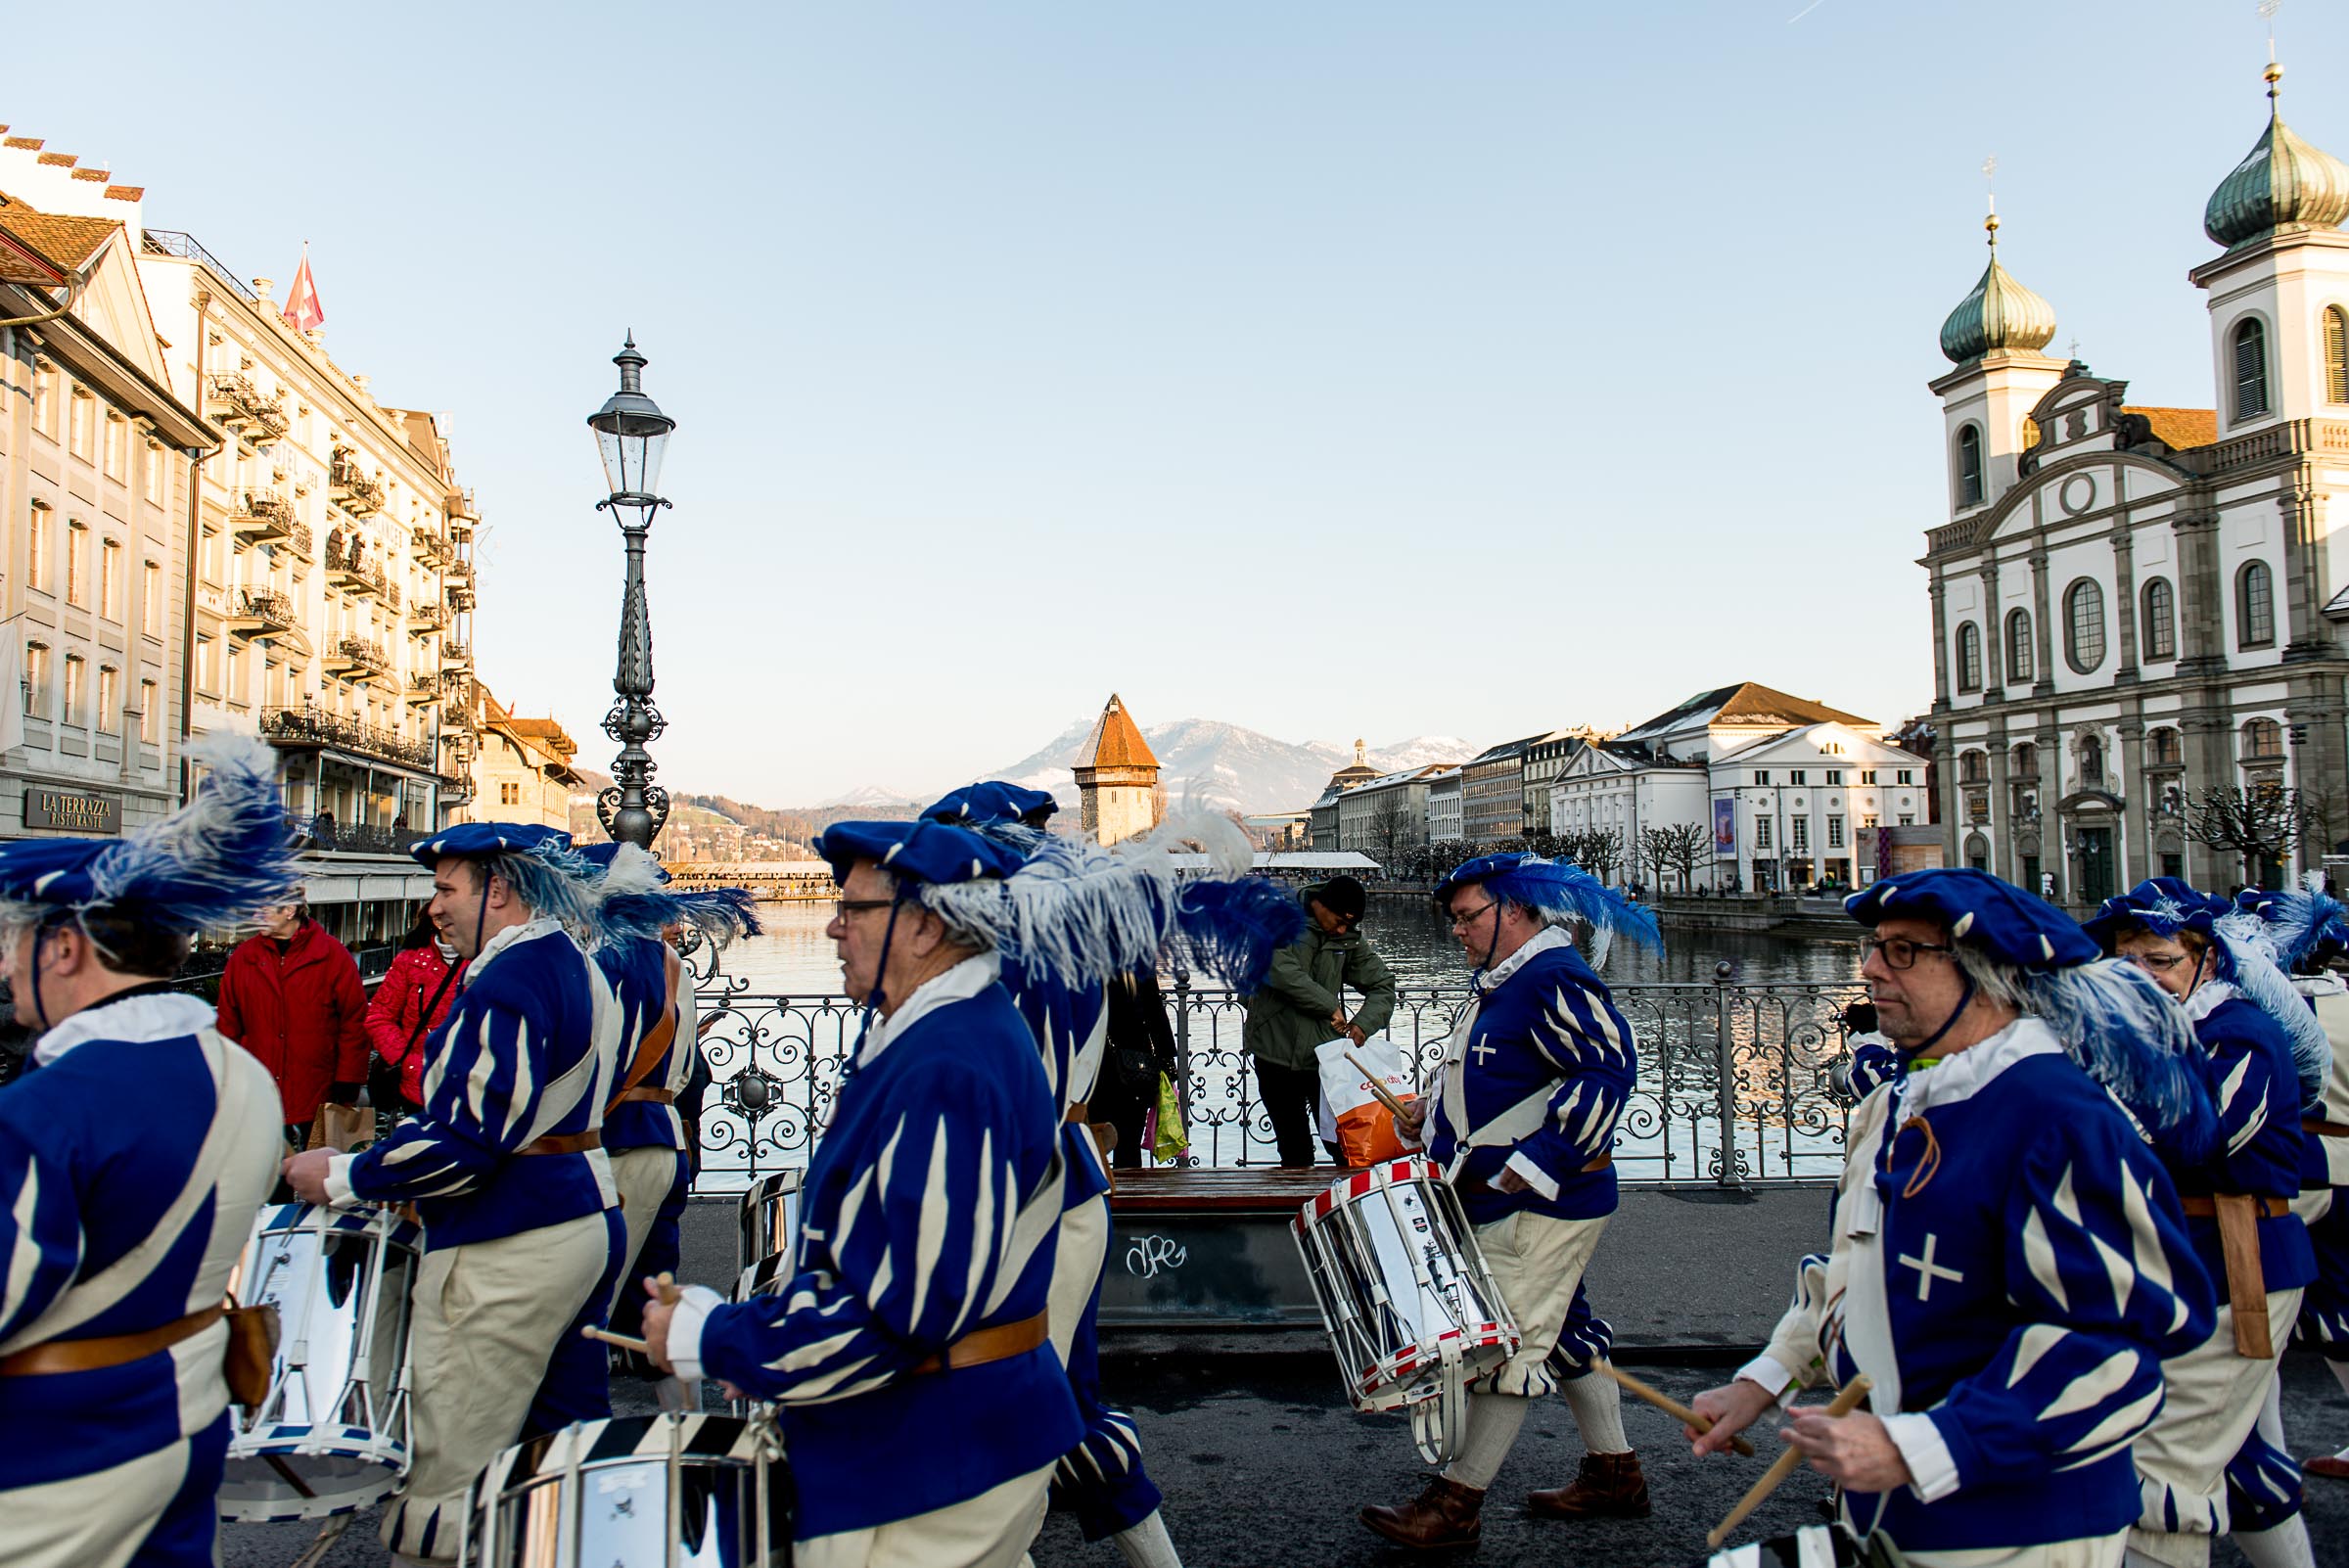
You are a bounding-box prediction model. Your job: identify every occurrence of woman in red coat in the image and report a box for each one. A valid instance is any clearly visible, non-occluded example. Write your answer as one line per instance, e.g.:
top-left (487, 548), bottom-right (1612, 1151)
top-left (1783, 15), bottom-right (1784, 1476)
top-left (214, 897), bottom-right (373, 1142)
top-left (365, 908), bottom-right (463, 1110)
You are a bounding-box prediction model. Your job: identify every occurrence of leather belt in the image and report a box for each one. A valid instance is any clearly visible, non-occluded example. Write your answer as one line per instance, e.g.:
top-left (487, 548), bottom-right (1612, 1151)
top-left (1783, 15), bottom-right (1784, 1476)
top-left (1064, 1101), bottom-right (1089, 1126)
top-left (0, 1304), bottom-right (224, 1376)
top-left (909, 1311), bottom-right (1047, 1375)
top-left (519, 1130), bottom-right (602, 1156)
top-left (2182, 1192), bottom-right (2284, 1358)
top-left (2306, 1119), bottom-right (2349, 1138)
top-left (615, 1088), bottom-right (675, 1106)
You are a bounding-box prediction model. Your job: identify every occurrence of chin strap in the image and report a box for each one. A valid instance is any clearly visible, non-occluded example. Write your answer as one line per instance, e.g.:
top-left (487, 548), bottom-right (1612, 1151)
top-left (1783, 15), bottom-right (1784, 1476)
top-left (1902, 974), bottom-right (1978, 1063)
top-left (27, 921), bottom-right (52, 1033)
top-left (845, 885), bottom-right (912, 1081)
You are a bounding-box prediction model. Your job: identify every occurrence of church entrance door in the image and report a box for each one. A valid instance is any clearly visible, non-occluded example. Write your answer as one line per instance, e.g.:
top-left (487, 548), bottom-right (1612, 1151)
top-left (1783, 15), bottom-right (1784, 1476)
top-left (2077, 826), bottom-right (2116, 904)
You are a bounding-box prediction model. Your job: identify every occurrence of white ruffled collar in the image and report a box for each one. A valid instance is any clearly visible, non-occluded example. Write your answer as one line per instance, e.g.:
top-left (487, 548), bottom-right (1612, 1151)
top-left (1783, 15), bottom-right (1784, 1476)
top-left (34, 991), bottom-right (220, 1066)
top-left (1903, 1015), bottom-right (2061, 1114)
top-left (856, 951), bottom-right (1003, 1069)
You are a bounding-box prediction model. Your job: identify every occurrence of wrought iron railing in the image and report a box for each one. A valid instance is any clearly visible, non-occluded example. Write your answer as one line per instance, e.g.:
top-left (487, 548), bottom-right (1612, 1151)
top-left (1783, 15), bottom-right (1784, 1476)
top-left (686, 966), bottom-right (1870, 1193)
top-left (259, 705), bottom-right (436, 770)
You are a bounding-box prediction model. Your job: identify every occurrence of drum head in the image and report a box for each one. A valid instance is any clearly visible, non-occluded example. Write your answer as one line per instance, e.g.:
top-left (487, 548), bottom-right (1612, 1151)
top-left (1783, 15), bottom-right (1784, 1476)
top-left (474, 1413), bottom-right (792, 1568)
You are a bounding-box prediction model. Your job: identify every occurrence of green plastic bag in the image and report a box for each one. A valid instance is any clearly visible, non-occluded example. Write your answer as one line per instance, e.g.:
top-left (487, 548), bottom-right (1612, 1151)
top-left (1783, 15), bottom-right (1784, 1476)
top-left (1151, 1072), bottom-right (1188, 1162)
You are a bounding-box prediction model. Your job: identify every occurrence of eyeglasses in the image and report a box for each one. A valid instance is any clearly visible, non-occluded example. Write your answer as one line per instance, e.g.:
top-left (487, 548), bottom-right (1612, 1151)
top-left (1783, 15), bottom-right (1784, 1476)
top-left (2125, 950), bottom-right (2193, 974)
top-left (1862, 935), bottom-right (1956, 970)
top-left (829, 898), bottom-right (896, 923)
top-left (1448, 900), bottom-right (1497, 931)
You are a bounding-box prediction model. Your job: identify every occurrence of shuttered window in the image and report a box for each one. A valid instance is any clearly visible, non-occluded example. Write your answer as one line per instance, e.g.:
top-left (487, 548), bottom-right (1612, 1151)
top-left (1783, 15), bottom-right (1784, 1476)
top-left (1957, 426), bottom-right (1984, 506)
top-left (2234, 318), bottom-right (2270, 420)
top-left (2326, 306), bottom-right (2349, 404)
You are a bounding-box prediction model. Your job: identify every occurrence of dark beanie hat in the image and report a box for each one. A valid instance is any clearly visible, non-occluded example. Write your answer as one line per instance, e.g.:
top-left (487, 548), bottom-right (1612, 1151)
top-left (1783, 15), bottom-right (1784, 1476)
top-left (1313, 876), bottom-right (1368, 922)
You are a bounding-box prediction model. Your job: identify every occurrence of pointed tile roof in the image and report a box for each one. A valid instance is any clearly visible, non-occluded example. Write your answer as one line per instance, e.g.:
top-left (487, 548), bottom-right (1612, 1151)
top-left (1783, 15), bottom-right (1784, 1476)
top-left (0, 193), bottom-right (117, 273)
top-left (1621, 681), bottom-right (1872, 742)
top-left (1082, 693), bottom-right (1158, 768)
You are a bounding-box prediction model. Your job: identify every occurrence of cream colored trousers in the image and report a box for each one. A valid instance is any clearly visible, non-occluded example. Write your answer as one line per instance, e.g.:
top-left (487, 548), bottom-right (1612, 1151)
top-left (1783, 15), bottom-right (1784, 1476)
top-left (604, 1143), bottom-right (686, 1317)
top-left (379, 1211), bottom-right (612, 1564)
top-left (797, 1460), bottom-right (1057, 1568)
top-left (1864, 1525), bottom-right (2128, 1568)
top-left (2126, 1287), bottom-right (2305, 1568)
top-left (1471, 1209), bottom-right (1609, 1399)
top-left (1047, 1192), bottom-right (1110, 1361)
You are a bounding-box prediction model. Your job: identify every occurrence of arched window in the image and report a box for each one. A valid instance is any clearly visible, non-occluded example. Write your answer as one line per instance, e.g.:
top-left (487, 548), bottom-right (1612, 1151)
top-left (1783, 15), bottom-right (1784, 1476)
top-left (2148, 727), bottom-right (2182, 767)
top-left (2141, 576), bottom-right (2177, 661)
top-left (1956, 425), bottom-right (1984, 507)
top-left (2004, 608), bottom-right (2034, 681)
top-left (2237, 560), bottom-right (2275, 647)
top-left (2234, 317), bottom-right (2270, 420)
top-left (1956, 622), bottom-right (1983, 691)
top-left (1959, 750), bottom-right (1988, 784)
top-left (2080, 734), bottom-right (2105, 787)
top-left (2326, 306), bottom-right (2349, 405)
top-left (2241, 717), bottom-right (2284, 760)
top-left (2063, 578), bottom-right (2106, 673)
top-left (2012, 741), bottom-right (2038, 775)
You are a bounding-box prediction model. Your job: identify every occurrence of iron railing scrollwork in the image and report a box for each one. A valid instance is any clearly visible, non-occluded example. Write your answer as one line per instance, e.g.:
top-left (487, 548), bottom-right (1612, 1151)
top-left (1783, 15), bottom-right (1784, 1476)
top-left (685, 968), bottom-right (1871, 1192)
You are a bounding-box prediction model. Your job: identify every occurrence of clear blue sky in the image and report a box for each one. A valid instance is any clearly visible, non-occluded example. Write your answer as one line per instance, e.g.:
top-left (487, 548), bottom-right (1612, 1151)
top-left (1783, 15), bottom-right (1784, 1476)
top-left (22, 2), bottom-right (2345, 803)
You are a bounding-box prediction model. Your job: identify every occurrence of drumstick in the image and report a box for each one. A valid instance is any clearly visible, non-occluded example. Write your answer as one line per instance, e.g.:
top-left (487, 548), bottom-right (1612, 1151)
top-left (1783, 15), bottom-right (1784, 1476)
top-left (582, 1325), bottom-right (651, 1353)
top-left (1342, 1049), bottom-right (1412, 1120)
top-left (1595, 1360), bottom-right (1755, 1456)
top-left (1707, 1374), bottom-right (1871, 1548)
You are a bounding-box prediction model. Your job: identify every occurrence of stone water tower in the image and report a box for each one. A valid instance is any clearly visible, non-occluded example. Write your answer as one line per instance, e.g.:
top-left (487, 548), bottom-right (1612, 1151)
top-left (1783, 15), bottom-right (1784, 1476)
top-left (1075, 692), bottom-right (1161, 846)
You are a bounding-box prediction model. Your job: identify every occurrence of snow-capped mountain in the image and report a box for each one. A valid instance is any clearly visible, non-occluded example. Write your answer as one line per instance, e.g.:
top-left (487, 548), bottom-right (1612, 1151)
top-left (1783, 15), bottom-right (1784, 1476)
top-left (814, 783), bottom-right (925, 810)
top-left (986, 719), bottom-right (1478, 817)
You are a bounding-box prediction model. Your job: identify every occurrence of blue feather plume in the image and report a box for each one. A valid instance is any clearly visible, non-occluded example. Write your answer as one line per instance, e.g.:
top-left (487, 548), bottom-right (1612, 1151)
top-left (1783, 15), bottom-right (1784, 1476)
top-left (2212, 918), bottom-right (2334, 1105)
top-left (2027, 958), bottom-right (2218, 1161)
top-left (87, 733), bottom-right (304, 931)
top-left (2246, 877), bottom-right (2349, 972)
top-left (601, 885), bottom-right (762, 949)
top-left (1480, 856), bottom-right (1662, 971)
top-left (1174, 878), bottom-right (1307, 995)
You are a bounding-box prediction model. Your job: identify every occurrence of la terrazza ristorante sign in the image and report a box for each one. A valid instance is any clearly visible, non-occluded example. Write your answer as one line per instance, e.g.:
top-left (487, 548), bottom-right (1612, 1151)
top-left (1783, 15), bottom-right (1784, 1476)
top-left (23, 786), bottom-right (119, 835)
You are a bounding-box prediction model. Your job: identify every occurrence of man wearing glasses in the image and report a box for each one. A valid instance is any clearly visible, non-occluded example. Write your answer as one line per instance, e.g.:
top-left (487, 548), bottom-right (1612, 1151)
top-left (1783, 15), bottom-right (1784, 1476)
top-left (1684, 869), bottom-right (2214, 1568)
top-left (1362, 853), bottom-right (1658, 1550)
top-left (1241, 875), bottom-right (1395, 1168)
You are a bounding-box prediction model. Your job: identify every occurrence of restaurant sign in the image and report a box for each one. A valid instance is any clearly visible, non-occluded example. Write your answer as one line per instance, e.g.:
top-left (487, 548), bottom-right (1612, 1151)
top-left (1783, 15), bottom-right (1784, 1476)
top-left (23, 786), bottom-right (120, 835)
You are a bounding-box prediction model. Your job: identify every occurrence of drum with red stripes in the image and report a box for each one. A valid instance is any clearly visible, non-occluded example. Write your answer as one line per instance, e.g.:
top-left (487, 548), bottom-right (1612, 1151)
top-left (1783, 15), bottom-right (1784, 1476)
top-left (1291, 1157), bottom-right (1518, 1463)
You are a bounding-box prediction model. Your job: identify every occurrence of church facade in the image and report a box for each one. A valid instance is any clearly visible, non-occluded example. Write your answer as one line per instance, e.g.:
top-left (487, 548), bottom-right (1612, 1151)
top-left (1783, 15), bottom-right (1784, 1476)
top-left (1926, 62), bottom-right (2349, 900)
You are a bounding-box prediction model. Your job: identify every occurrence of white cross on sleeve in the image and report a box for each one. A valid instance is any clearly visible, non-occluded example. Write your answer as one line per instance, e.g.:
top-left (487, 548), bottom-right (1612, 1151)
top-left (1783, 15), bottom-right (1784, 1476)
top-left (1898, 1232), bottom-right (1964, 1302)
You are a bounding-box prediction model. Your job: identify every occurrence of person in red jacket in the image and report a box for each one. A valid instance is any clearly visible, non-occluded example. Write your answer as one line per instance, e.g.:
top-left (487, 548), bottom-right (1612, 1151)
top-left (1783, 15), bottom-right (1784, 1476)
top-left (215, 895), bottom-right (372, 1142)
top-left (365, 907), bottom-right (463, 1110)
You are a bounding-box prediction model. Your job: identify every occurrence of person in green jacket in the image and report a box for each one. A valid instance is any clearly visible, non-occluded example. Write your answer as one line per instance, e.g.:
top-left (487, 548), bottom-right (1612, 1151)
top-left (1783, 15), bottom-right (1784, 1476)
top-left (1241, 876), bottom-right (1398, 1167)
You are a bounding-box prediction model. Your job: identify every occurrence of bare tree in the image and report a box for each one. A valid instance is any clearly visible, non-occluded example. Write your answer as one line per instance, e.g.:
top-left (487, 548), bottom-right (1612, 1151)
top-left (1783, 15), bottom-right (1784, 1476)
top-left (1367, 793), bottom-right (1414, 874)
top-left (2187, 786), bottom-right (2309, 885)
top-left (1641, 822), bottom-right (1708, 892)
top-left (1573, 826), bottom-right (1625, 885)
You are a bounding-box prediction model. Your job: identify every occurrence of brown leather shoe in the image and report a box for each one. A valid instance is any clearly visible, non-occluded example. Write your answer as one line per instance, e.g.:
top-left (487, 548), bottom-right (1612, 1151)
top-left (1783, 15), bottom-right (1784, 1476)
top-left (2308, 1454), bottom-right (2349, 1482)
top-left (1526, 1451), bottom-right (1651, 1520)
top-left (1360, 1476), bottom-right (1485, 1550)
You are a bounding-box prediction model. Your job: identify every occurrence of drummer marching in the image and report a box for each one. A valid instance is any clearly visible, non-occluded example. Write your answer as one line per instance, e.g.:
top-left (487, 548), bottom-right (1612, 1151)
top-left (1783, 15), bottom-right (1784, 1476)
top-left (0, 737), bottom-right (301, 1568)
top-left (281, 822), bottom-right (624, 1566)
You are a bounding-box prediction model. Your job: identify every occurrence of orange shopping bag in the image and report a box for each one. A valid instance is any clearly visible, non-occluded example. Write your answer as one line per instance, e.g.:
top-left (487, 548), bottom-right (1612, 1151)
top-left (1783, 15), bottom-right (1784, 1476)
top-left (1313, 1035), bottom-right (1417, 1168)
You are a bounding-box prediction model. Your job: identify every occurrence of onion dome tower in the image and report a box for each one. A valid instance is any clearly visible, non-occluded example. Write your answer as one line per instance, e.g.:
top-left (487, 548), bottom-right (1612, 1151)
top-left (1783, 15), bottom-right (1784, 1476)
top-left (2203, 59), bottom-right (2349, 250)
top-left (1939, 210), bottom-right (2058, 364)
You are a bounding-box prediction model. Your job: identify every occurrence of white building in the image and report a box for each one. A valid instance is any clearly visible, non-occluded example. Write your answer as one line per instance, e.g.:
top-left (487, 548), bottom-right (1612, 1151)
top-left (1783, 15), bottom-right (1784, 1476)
top-left (1334, 763), bottom-right (1452, 866)
top-left (1923, 61), bottom-right (2349, 899)
top-left (1426, 766), bottom-right (1463, 842)
top-left (1549, 682), bottom-right (1925, 891)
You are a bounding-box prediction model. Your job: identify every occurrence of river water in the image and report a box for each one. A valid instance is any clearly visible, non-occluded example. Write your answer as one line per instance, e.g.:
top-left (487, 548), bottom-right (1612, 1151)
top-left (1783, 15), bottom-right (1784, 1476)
top-left (703, 897), bottom-right (1863, 995)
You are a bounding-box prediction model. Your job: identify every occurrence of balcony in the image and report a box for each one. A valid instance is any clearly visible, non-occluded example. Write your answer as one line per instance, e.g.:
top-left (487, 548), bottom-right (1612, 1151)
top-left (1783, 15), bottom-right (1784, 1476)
top-left (227, 487), bottom-right (296, 544)
top-left (386, 578), bottom-right (402, 612)
top-left (325, 530), bottom-right (386, 598)
top-left (323, 635), bottom-right (392, 682)
top-left (260, 705), bottom-right (437, 772)
top-left (330, 454), bottom-right (387, 516)
top-left (448, 488), bottom-right (479, 523)
top-left (411, 526), bottom-right (448, 566)
top-left (440, 637), bottom-right (471, 669)
top-left (225, 589), bottom-right (310, 655)
top-left (207, 373), bottom-right (290, 446)
top-left (408, 601), bottom-right (445, 634)
top-left (404, 669), bottom-right (441, 707)
top-left (286, 522), bottom-right (315, 571)
top-left (445, 578), bottom-right (475, 613)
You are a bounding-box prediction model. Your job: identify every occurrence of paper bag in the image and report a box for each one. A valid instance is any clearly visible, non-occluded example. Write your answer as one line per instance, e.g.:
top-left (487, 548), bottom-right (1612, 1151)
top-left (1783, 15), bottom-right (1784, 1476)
top-left (306, 1102), bottom-right (370, 1154)
top-left (1314, 1035), bottom-right (1417, 1168)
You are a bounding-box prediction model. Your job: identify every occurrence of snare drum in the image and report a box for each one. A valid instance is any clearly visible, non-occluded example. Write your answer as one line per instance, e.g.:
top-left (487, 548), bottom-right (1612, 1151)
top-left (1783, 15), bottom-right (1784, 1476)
top-left (462, 1411), bottom-right (791, 1567)
top-left (219, 1203), bottom-right (420, 1522)
top-left (736, 1169), bottom-right (803, 1294)
top-left (1292, 1158), bottom-right (1518, 1464)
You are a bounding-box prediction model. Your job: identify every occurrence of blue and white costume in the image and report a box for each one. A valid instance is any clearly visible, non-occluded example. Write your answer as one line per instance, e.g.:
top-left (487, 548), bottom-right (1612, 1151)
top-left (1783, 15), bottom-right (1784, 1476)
top-left (1738, 870), bottom-right (2216, 1568)
top-left (575, 842), bottom-right (757, 1335)
top-left (663, 818), bottom-right (1082, 1566)
top-left (0, 736), bottom-right (301, 1568)
top-left (324, 823), bottom-right (624, 1564)
top-left (2085, 878), bottom-right (2317, 1568)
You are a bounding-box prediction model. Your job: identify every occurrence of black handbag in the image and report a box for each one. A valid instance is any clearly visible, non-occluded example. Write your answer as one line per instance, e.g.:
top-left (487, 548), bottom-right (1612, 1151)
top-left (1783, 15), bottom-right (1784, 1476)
top-left (367, 963), bottom-right (458, 1117)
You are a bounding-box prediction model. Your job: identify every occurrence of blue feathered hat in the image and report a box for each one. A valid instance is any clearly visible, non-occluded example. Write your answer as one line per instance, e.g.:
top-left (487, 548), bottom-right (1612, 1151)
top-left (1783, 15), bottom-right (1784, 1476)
top-left (407, 820), bottom-right (602, 931)
top-left (814, 818), bottom-right (1028, 888)
top-left (574, 841), bottom-right (761, 949)
top-left (2082, 877), bottom-right (2232, 949)
top-left (1846, 868), bottom-right (2099, 969)
top-left (0, 733), bottom-right (301, 937)
top-left (2234, 878), bottom-right (2349, 973)
top-left (921, 782), bottom-right (1059, 830)
top-left (1433, 853), bottom-right (1662, 970)
top-left (1846, 868), bottom-right (2213, 1149)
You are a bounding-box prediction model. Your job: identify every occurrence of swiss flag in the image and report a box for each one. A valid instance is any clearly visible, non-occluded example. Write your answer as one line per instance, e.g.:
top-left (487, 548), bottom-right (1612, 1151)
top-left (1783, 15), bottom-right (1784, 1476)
top-left (281, 249), bottom-right (324, 333)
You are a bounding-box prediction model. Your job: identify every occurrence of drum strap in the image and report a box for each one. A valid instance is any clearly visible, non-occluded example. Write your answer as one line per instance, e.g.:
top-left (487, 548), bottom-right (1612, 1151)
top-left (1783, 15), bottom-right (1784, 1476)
top-left (0, 1303), bottom-right (224, 1376)
top-left (607, 947), bottom-right (682, 1117)
top-left (0, 1030), bottom-right (256, 1359)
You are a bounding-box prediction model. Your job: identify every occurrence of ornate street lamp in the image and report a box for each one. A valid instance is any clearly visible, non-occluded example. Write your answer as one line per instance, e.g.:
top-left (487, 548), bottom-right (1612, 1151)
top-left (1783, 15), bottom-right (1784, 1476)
top-left (587, 334), bottom-right (675, 848)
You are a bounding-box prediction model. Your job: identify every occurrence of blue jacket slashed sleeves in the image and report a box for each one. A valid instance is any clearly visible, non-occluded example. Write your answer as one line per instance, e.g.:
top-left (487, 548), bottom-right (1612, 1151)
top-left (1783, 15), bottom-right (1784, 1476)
top-left (1005, 964), bottom-right (1112, 1211)
top-left (594, 933), bottom-right (689, 1154)
top-left (332, 918), bottom-right (620, 1248)
top-left (1426, 927), bottom-right (1635, 1226)
top-left (679, 954), bottom-right (1082, 1539)
top-left (1822, 1024), bottom-right (2215, 1552)
top-left (2156, 984), bottom-right (2317, 1291)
